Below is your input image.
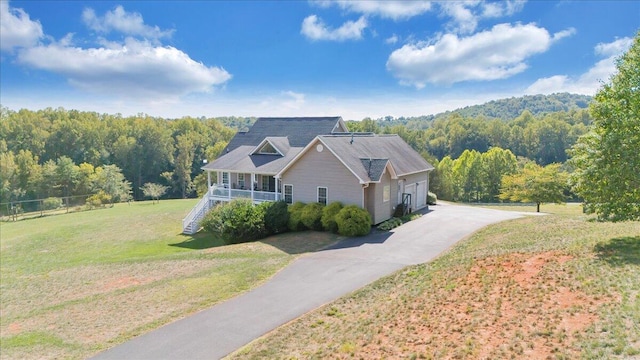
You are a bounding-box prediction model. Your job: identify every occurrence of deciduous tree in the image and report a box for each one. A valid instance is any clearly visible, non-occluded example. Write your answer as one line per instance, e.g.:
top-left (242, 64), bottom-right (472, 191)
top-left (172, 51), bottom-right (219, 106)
top-left (500, 163), bottom-right (568, 212)
top-left (570, 32), bottom-right (640, 221)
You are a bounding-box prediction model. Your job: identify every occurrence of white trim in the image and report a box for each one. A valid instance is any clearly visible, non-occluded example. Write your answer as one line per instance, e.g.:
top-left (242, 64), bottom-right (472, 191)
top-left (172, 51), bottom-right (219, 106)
top-left (276, 137), bottom-right (368, 184)
top-left (222, 171), bottom-right (229, 186)
top-left (251, 138), bottom-right (285, 156)
top-left (317, 186), bottom-right (328, 205)
top-left (397, 168), bottom-right (435, 177)
top-left (383, 185), bottom-right (390, 203)
top-left (284, 184), bottom-right (293, 204)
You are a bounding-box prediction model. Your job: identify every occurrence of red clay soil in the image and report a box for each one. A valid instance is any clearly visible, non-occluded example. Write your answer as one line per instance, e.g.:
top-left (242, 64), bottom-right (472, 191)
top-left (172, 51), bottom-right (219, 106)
top-left (354, 251), bottom-right (611, 359)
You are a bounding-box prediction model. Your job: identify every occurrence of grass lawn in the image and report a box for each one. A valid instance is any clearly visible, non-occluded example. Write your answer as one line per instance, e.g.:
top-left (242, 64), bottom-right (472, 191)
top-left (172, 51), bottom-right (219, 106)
top-left (232, 204), bottom-right (640, 359)
top-left (0, 199), bottom-right (338, 360)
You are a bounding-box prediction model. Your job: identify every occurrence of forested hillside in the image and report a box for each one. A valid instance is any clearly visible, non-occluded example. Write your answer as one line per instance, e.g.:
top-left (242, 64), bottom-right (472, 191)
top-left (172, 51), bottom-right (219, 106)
top-left (0, 107), bottom-right (235, 205)
top-left (0, 93), bottom-right (594, 207)
top-left (433, 93), bottom-right (591, 121)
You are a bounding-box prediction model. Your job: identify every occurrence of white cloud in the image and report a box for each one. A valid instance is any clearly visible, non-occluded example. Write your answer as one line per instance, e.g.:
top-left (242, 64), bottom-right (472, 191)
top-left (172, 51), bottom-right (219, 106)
top-left (387, 23), bottom-right (564, 88)
top-left (552, 27), bottom-right (576, 42)
top-left (82, 5), bottom-right (174, 40)
top-left (526, 37), bottom-right (633, 95)
top-left (301, 15), bottom-right (367, 41)
top-left (282, 91), bottom-right (306, 110)
top-left (314, 0), bottom-right (432, 20)
top-left (0, 0), bottom-right (43, 52)
top-left (17, 38), bottom-right (231, 99)
top-left (595, 37), bottom-right (634, 57)
top-left (385, 34), bottom-right (399, 44)
top-left (439, 0), bottom-right (526, 34)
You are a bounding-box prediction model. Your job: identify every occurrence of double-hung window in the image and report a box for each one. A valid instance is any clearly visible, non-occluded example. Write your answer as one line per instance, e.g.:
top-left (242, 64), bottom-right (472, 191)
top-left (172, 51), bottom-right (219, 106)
top-left (221, 172), bottom-right (229, 187)
top-left (238, 174), bottom-right (245, 189)
top-left (317, 187), bottom-right (328, 206)
top-left (284, 184), bottom-right (293, 204)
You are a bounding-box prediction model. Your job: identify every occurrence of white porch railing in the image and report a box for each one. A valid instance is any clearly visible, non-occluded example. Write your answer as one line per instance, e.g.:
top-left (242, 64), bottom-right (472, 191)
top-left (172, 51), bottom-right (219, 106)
top-left (208, 185), bottom-right (277, 202)
top-left (182, 185), bottom-right (279, 234)
top-left (182, 193), bottom-right (212, 235)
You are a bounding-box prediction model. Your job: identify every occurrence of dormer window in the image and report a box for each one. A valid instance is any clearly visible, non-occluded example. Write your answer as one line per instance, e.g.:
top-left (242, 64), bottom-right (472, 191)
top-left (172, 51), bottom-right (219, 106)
top-left (258, 142), bottom-right (278, 154)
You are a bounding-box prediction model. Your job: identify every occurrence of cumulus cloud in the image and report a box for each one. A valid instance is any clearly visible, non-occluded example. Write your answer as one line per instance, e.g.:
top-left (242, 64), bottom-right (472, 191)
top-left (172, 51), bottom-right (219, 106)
top-left (526, 37), bottom-right (633, 95)
top-left (314, 0), bottom-right (433, 20)
top-left (387, 23), bottom-right (567, 88)
top-left (0, 0), bottom-right (44, 52)
top-left (301, 15), bottom-right (367, 41)
top-left (5, 4), bottom-right (230, 99)
top-left (17, 38), bottom-right (231, 99)
top-left (82, 5), bottom-right (174, 40)
top-left (440, 0), bottom-right (526, 34)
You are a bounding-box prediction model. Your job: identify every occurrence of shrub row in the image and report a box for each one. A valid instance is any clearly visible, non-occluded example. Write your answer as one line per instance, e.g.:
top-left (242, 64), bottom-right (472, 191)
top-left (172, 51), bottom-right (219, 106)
top-left (201, 199), bottom-right (371, 244)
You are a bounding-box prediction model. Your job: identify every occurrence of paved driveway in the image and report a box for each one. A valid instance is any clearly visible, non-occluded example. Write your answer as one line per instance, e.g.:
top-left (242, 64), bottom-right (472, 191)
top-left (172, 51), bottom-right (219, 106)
top-left (91, 203), bottom-right (525, 360)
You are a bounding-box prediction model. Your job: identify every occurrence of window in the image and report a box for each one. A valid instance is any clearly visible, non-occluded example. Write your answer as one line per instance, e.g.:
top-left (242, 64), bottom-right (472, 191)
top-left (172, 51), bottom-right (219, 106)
top-left (222, 172), bottom-right (229, 187)
top-left (284, 184), bottom-right (293, 204)
top-left (262, 176), bottom-right (269, 191)
top-left (238, 174), bottom-right (245, 189)
top-left (258, 142), bottom-right (278, 154)
top-left (383, 185), bottom-right (390, 203)
top-left (317, 187), bottom-right (327, 206)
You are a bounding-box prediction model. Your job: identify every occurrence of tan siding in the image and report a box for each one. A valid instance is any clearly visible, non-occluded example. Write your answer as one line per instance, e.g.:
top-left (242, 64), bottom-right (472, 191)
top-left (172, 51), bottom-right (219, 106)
top-left (281, 144), bottom-right (363, 206)
top-left (370, 170), bottom-right (393, 224)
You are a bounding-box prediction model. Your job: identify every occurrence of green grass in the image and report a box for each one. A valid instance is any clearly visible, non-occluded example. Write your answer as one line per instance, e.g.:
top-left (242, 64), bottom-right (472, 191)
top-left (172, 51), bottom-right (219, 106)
top-left (232, 204), bottom-right (640, 359)
top-left (0, 200), bottom-right (338, 360)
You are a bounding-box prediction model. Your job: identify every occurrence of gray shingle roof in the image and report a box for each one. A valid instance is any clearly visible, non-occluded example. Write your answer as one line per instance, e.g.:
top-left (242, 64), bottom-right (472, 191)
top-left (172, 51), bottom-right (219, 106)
top-left (203, 145), bottom-right (303, 175)
top-left (225, 117), bottom-right (343, 153)
top-left (360, 158), bottom-right (389, 182)
top-left (317, 134), bottom-right (434, 182)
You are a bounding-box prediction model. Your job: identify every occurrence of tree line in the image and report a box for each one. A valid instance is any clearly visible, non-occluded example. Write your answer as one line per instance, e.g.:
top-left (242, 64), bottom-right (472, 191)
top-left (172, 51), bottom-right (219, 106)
top-left (347, 108), bottom-right (593, 166)
top-left (0, 107), bottom-right (235, 206)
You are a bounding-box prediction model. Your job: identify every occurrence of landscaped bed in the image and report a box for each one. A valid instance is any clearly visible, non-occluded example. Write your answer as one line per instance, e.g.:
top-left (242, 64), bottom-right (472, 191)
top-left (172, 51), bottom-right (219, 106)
top-left (0, 199), bottom-right (338, 360)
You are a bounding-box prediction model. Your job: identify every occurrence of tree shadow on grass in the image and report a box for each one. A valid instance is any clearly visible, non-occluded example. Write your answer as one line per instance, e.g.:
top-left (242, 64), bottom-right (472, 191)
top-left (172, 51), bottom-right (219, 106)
top-left (594, 236), bottom-right (640, 266)
top-left (169, 232), bottom-right (226, 250)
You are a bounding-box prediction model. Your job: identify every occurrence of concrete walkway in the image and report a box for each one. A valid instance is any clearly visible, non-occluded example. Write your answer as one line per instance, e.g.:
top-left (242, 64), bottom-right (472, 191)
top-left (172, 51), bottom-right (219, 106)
top-left (91, 203), bottom-right (525, 360)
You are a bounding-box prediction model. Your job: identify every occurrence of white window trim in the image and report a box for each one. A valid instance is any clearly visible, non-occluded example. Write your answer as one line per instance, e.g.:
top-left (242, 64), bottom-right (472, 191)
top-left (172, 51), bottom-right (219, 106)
top-left (222, 172), bottom-right (229, 187)
top-left (383, 184), bottom-right (390, 203)
top-left (317, 186), bottom-right (328, 205)
top-left (238, 173), bottom-right (245, 188)
top-left (284, 184), bottom-right (293, 204)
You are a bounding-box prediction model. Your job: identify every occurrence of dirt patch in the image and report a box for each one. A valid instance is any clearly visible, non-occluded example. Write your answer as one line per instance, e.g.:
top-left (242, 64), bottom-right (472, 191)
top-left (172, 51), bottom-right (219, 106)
top-left (352, 251), bottom-right (612, 359)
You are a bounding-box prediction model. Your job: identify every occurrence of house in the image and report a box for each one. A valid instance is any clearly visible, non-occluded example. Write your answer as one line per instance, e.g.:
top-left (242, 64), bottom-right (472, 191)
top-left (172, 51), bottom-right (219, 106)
top-left (182, 117), bottom-right (434, 234)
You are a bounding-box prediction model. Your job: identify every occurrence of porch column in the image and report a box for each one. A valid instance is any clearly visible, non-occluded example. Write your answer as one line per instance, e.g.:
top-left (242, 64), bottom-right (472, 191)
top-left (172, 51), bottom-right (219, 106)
top-left (251, 173), bottom-right (255, 201)
top-left (207, 171), bottom-right (211, 196)
top-left (275, 176), bottom-right (279, 201)
top-left (228, 172), bottom-right (231, 200)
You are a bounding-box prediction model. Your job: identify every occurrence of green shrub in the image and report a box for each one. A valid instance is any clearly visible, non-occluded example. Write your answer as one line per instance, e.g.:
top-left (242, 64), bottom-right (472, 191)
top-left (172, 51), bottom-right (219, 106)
top-left (427, 191), bottom-right (437, 205)
top-left (321, 202), bottom-right (343, 233)
top-left (261, 201), bottom-right (289, 235)
top-left (288, 202), bottom-right (307, 232)
top-left (301, 202), bottom-right (325, 231)
top-left (201, 199), bottom-right (266, 244)
top-left (86, 191), bottom-right (112, 209)
top-left (42, 197), bottom-right (63, 210)
top-left (335, 205), bottom-right (371, 237)
top-left (377, 217), bottom-right (403, 231)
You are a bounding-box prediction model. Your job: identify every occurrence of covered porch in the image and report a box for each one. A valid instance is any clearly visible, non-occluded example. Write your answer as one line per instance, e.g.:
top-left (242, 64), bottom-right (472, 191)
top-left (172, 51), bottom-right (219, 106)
top-left (206, 170), bottom-right (281, 203)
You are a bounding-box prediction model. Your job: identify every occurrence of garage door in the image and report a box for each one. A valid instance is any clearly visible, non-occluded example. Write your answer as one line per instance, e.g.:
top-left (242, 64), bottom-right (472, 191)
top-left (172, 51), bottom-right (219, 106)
top-left (416, 181), bottom-right (427, 208)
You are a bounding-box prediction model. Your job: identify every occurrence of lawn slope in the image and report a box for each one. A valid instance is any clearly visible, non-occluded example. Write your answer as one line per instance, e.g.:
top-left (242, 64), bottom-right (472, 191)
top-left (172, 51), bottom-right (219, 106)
top-left (233, 205), bottom-right (640, 359)
top-left (0, 200), bottom-right (337, 360)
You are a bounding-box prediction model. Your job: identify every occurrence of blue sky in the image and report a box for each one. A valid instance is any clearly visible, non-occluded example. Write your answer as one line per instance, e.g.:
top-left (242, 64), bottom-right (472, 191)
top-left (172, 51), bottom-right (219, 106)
top-left (1, 1), bottom-right (638, 120)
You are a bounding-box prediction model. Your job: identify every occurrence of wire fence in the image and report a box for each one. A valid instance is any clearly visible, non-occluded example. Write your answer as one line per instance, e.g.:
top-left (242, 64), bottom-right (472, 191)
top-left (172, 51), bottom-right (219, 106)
top-left (0, 194), bottom-right (109, 222)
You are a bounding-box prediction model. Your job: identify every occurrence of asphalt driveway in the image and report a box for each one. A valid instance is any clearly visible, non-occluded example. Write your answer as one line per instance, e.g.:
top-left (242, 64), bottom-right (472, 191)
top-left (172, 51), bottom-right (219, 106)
top-left (91, 203), bottom-right (526, 360)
